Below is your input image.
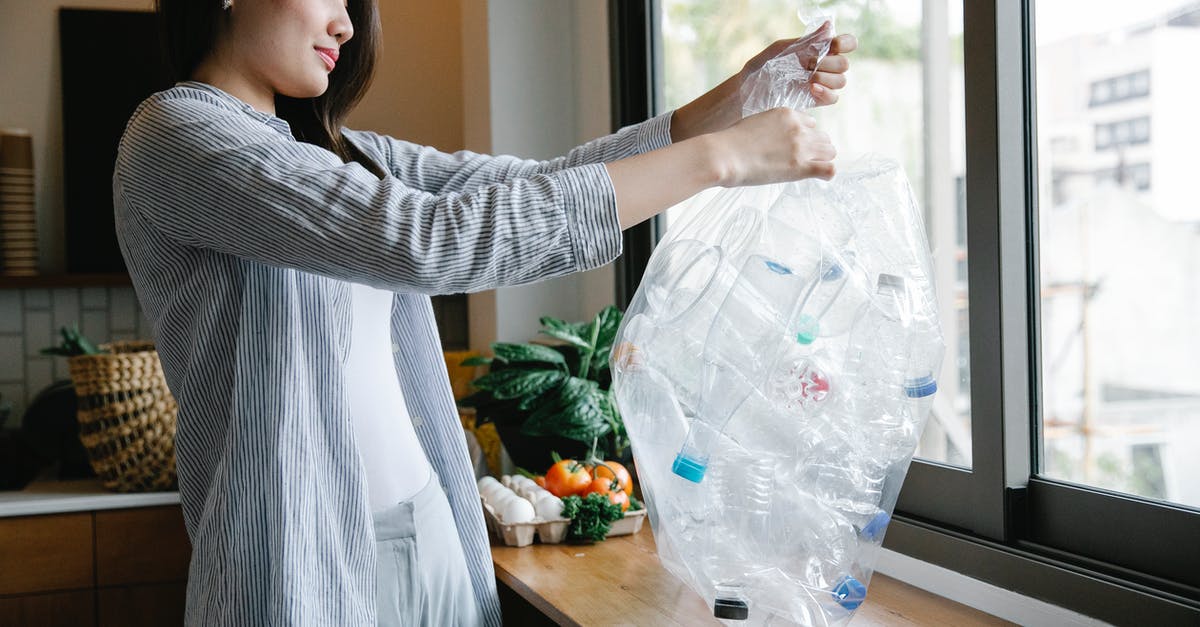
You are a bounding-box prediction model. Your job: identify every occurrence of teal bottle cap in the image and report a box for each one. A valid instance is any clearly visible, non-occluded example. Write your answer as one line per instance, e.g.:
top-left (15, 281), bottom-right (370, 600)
top-left (795, 313), bottom-right (819, 345)
top-left (672, 453), bottom-right (708, 483)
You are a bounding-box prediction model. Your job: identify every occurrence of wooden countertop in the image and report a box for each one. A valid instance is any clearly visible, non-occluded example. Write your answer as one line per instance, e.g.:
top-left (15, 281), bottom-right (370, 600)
top-left (491, 525), bottom-right (1014, 626)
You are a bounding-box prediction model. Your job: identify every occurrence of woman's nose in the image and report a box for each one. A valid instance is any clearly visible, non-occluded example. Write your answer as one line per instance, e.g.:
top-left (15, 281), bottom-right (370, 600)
top-left (331, 10), bottom-right (353, 43)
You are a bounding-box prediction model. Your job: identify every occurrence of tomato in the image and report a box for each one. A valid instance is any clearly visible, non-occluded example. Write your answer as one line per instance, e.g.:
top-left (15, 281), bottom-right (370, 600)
top-left (583, 476), bottom-right (630, 512)
top-left (544, 459), bottom-right (592, 497)
top-left (534, 475), bottom-right (546, 489)
top-left (609, 489), bottom-right (630, 513)
top-left (591, 461), bottom-right (633, 496)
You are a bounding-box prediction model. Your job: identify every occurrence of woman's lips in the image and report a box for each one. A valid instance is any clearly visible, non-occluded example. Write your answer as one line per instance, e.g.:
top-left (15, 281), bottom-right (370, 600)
top-left (315, 47), bottom-right (338, 71)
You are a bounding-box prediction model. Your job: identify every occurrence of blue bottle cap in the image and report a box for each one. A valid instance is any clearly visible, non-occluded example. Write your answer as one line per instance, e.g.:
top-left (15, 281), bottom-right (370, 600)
top-left (904, 375), bottom-right (938, 398)
top-left (821, 261), bottom-right (844, 281)
top-left (861, 511), bottom-right (890, 541)
top-left (764, 259), bottom-right (793, 275)
top-left (672, 453), bottom-right (708, 483)
top-left (796, 314), bottom-right (819, 345)
top-left (832, 575), bottom-right (867, 611)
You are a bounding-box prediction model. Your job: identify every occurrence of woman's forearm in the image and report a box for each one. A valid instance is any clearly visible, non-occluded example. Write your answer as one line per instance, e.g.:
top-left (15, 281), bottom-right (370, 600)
top-left (669, 75), bottom-right (743, 144)
top-left (605, 136), bottom-right (724, 230)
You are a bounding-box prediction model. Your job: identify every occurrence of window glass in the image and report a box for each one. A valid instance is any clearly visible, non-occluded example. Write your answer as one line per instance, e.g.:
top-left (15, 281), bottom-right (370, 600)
top-left (1035, 0), bottom-right (1200, 508)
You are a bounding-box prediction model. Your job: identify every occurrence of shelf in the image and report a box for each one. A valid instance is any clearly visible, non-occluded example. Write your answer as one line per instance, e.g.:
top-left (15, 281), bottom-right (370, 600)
top-left (0, 273), bottom-right (132, 289)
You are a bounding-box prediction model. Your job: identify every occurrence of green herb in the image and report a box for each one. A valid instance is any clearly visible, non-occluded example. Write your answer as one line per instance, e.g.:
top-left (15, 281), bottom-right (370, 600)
top-left (628, 495), bottom-right (644, 512)
top-left (40, 324), bottom-right (106, 357)
top-left (458, 305), bottom-right (629, 459)
top-left (560, 493), bottom-right (624, 543)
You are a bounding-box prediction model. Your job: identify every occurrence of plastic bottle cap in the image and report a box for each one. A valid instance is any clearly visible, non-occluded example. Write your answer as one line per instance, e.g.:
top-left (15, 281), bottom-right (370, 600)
top-left (672, 453), bottom-right (708, 483)
top-left (764, 259), bottom-right (793, 275)
top-left (821, 261), bottom-right (844, 281)
top-left (861, 511), bottom-right (890, 541)
top-left (904, 375), bottom-right (938, 398)
top-left (877, 273), bottom-right (905, 290)
top-left (832, 575), bottom-right (867, 610)
top-left (713, 597), bottom-right (749, 620)
top-left (795, 314), bottom-right (819, 345)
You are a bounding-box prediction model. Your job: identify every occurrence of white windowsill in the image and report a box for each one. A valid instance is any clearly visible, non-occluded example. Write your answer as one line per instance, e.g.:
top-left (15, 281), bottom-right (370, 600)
top-left (876, 548), bottom-right (1111, 626)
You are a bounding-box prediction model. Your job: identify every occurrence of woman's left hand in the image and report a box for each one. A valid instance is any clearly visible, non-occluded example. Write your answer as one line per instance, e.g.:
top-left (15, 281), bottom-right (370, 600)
top-left (670, 26), bottom-right (858, 143)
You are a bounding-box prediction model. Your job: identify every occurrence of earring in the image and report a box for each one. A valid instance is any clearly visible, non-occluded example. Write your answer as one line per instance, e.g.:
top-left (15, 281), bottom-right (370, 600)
top-left (221, 0), bottom-right (232, 9)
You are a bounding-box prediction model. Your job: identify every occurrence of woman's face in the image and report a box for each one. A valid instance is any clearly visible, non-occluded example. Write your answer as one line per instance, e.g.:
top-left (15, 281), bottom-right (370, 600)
top-left (222, 0), bottom-right (354, 101)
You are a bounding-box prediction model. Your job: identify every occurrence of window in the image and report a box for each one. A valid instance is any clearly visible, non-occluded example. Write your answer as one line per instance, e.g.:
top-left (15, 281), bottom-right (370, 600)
top-left (1094, 117), bottom-right (1151, 150)
top-left (1092, 162), bottom-right (1151, 191)
top-left (1089, 70), bottom-right (1151, 107)
top-left (612, 0), bottom-right (1200, 623)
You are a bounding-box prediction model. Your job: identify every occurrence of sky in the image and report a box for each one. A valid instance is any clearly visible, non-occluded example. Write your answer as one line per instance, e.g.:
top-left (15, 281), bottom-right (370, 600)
top-left (1035, 0), bottom-right (1198, 43)
top-left (861, 0), bottom-right (1196, 42)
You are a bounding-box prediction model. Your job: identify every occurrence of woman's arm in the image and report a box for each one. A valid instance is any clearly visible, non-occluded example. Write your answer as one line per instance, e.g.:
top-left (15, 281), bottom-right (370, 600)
top-left (349, 28), bottom-right (854, 197)
top-left (116, 94), bottom-right (624, 296)
top-left (344, 111), bottom-right (673, 196)
top-left (117, 93), bottom-right (834, 296)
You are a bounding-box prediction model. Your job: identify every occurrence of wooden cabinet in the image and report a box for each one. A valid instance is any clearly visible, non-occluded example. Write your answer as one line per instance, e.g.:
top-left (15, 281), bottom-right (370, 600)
top-left (97, 582), bottom-right (187, 627)
top-left (0, 513), bottom-right (93, 596)
top-left (96, 507), bottom-right (191, 586)
top-left (0, 506), bottom-right (190, 627)
top-left (0, 590), bottom-right (95, 627)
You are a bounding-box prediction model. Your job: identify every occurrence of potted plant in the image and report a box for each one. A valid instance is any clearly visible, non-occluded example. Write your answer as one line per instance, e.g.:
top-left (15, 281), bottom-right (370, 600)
top-left (459, 306), bottom-right (628, 472)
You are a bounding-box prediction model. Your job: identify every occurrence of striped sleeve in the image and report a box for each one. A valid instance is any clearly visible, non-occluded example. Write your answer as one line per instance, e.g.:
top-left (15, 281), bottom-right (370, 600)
top-left (114, 93), bottom-right (623, 296)
top-left (343, 110), bottom-right (674, 195)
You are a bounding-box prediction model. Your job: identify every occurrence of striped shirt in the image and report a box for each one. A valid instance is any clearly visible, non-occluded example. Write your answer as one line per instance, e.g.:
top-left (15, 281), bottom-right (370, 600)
top-left (112, 80), bottom-right (672, 626)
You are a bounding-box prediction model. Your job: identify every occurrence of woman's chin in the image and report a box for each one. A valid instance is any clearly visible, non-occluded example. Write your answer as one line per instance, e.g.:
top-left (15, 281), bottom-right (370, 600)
top-left (280, 76), bottom-right (330, 100)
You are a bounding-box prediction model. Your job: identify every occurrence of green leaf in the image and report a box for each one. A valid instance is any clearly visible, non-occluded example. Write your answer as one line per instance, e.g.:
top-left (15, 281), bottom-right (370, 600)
top-left (41, 324), bottom-right (104, 357)
top-left (517, 384), bottom-right (556, 411)
top-left (491, 342), bottom-right (567, 368)
top-left (491, 369), bottom-right (565, 401)
top-left (591, 306), bottom-right (623, 354)
top-left (468, 369), bottom-right (518, 390)
top-left (538, 316), bottom-right (592, 349)
top-left (459, 355), bottom-right (493, 367)
top-left (521, 377), bottom-right (612, 443)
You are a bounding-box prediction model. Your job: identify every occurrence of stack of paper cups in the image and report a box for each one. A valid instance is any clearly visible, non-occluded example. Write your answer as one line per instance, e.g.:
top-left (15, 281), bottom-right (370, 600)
top-left (0, 129), bottom-right (38, 276)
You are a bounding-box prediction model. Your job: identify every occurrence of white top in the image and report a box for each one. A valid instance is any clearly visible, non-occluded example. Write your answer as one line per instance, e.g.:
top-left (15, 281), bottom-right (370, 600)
top-left (346, 282), bottom-right (432, 513)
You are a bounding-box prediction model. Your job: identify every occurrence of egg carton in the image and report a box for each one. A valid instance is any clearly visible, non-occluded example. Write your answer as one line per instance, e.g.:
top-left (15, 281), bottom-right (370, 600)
top-left (482, 498), bottom-right (647, 547)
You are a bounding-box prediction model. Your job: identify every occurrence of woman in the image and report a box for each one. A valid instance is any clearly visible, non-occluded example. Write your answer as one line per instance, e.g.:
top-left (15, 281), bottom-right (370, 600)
top-left (115, 0), bottom-right (856, 625)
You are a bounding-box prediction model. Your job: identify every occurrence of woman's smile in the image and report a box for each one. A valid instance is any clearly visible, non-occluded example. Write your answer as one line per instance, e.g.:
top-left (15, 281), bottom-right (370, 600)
top-left (315, 46), bottom-right (339, 72)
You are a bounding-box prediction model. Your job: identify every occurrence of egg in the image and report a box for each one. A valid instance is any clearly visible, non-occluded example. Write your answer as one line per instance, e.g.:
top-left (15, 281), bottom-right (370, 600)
top-left (480, 483), bottom-right (507, 504)
top-left (500, 475), bottom-right (512, 488)
top-left (534, 495), bottom-right (564, 520)
top-left (498, 495), bottom-right (535, 523)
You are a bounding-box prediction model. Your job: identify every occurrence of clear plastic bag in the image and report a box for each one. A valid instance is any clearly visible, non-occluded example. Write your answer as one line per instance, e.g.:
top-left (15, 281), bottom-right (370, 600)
top-left (611, 17), bottom-right (945, 626)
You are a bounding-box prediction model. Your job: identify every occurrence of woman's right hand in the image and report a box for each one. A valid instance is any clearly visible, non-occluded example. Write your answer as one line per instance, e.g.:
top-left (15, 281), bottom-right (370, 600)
top-left (605, 107), bottom-right (836, 230)
top-left (709, 107), bottom-right (837, 187)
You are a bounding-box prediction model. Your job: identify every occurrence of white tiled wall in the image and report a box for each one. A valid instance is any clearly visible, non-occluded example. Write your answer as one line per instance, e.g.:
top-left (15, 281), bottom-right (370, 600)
top-left (0, 287), bottom-right (152, 429)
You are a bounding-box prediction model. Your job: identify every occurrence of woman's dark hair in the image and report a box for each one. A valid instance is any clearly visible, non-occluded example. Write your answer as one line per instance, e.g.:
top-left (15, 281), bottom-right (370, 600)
top-left (156, 0), bottom-right (385, 178)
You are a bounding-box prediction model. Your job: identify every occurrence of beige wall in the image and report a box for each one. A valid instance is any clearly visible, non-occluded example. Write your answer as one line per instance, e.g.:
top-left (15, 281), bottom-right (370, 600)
top-left (347, 1), bottom-right (464, 152)
top-left (0, 0), bottom-right (465, 273)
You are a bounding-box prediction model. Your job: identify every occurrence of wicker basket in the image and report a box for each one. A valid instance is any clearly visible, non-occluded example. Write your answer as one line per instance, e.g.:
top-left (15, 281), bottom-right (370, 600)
top-left (66, 341), bottom-right (178, 492)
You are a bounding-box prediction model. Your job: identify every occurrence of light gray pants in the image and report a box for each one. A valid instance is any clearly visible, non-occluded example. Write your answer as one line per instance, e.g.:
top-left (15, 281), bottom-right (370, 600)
top-left (374, 474), bottom-right (484, 626)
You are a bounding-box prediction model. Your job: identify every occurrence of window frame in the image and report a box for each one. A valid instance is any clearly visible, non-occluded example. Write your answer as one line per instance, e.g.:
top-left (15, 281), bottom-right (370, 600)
top-left (612, 0), bottom-right (1200, 622)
